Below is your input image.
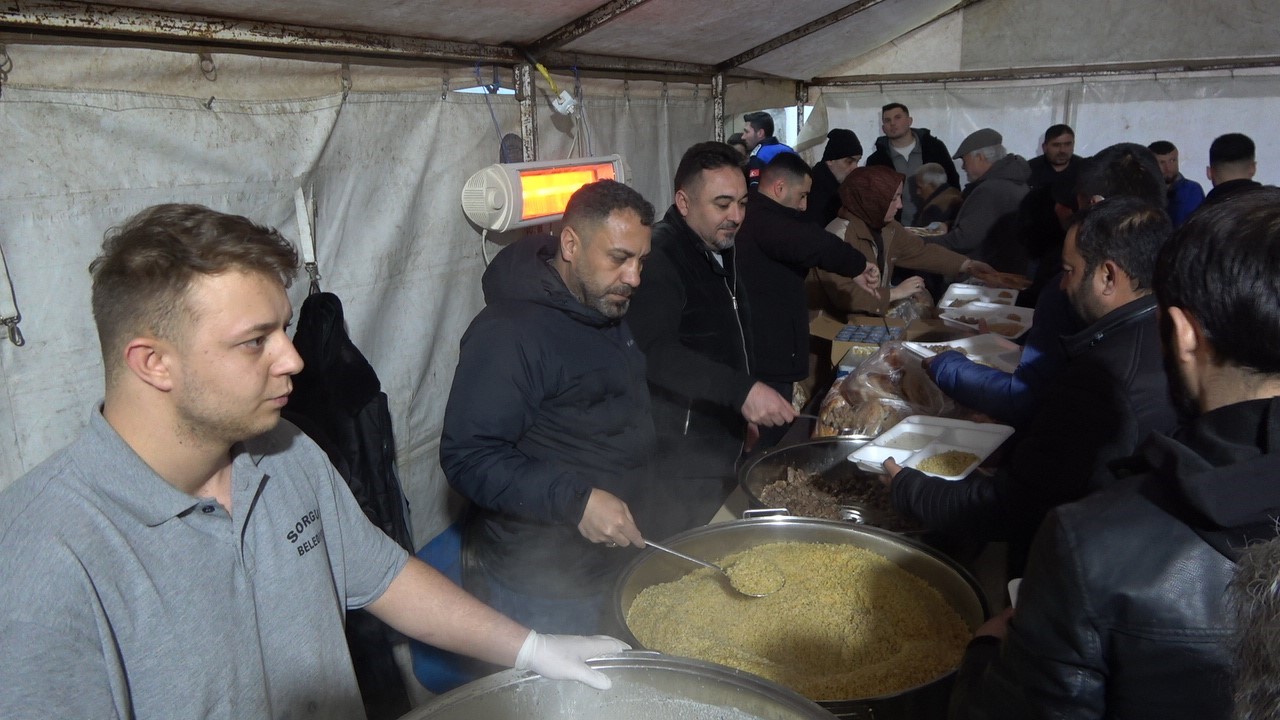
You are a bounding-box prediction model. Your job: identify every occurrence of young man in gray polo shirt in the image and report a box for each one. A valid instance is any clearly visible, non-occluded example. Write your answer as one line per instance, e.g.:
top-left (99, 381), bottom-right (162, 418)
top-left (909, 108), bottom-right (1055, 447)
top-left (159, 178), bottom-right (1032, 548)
top-left (0, 204), bottom-right (626, 719)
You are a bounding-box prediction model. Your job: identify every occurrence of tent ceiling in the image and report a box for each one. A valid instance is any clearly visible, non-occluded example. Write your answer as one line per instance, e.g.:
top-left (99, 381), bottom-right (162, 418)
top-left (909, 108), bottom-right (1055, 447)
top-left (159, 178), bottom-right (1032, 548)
top-left (4, 0), bottom-right (1279, 83)
top-left (1, 0), bottom-right (967, 81)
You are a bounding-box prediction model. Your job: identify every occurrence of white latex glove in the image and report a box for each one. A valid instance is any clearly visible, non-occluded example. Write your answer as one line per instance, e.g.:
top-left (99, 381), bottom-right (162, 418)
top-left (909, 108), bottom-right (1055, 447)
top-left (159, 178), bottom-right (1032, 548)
top-left (514, 630), bottom-right (631, 690)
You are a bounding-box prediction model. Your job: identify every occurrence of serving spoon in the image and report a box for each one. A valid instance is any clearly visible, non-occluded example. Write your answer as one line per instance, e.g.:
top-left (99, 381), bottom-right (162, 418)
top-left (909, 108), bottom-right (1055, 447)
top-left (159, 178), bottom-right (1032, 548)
top-left (644, 539), bottom-right (785, 598)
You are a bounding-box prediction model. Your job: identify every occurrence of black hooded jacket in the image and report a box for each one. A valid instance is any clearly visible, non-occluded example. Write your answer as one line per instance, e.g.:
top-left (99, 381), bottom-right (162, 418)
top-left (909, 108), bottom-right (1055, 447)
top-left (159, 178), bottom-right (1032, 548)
top-left (736, 190), bottom-right (866, 383)
top-left (951, 397), bottom-right (1280, 719)
top-left (440, 234), bottom-right (656, 596)
top-left (866, 127), bottom-right (960, 189)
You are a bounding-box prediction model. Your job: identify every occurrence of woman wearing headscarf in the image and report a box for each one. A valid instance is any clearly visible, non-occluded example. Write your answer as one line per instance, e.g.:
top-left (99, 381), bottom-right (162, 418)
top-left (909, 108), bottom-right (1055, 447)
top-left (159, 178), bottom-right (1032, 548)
top-left (811, 165), bottom-right (994, 318)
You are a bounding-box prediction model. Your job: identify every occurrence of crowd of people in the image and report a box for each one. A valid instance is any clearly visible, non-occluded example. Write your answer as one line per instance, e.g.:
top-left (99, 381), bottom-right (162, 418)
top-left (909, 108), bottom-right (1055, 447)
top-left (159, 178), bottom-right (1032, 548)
top-left (0, 101), bottom-right (1276, 720)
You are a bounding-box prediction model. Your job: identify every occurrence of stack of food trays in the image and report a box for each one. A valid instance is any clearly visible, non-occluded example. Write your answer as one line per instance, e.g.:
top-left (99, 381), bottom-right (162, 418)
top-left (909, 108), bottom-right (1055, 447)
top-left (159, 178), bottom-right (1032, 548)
top-left (847, 415), bottom-right (1015, 481)
top-left (938, 302), bottom-right (1034, 339)
top-left (902, 335), bottom-right (1022, 373)
top-left (938, 282), bottom-right (1018, 309)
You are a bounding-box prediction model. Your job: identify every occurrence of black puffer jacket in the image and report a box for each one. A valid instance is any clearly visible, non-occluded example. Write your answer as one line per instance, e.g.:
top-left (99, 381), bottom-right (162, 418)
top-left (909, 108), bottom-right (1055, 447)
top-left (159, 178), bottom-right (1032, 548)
top-left (892, 295), bottom-right (1177, 550)
top-left (736, 191), bottom-right (866, 383)
top-left (626, 206), bottom-right (757, 534)
top-left (866, 128), bottom-right (960, 189)
top-left (950, 397), bottom-right (1280, 720)
top-left (441, 234), bottom-right (656, 596)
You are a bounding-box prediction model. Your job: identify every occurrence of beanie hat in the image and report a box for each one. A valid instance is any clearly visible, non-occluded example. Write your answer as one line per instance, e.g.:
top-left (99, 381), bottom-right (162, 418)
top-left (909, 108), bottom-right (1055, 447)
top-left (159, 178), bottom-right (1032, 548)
top-left (839, 165), bottom-right (906, 230)
top-left (821, 129), bottom-right (864, 161)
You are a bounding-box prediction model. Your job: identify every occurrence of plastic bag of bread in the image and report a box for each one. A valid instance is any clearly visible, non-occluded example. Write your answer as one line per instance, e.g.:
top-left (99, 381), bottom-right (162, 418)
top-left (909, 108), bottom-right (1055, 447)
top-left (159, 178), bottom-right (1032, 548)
top-left (886, 291), bottom-right (934, 323)
top-left (813, 342), bottom-right (954, 438)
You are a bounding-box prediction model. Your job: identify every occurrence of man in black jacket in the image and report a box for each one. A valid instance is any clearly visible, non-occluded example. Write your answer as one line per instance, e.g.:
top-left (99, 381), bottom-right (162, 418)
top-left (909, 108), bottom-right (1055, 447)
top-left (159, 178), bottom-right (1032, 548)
top-left (886, 197), bottom-right (1178, 559)
top-left (949, 188), bottom-right (1280, 720)
top-left (441, 180), bottom-right (657, 635)
top-left (866, 102), bottom-right (960, 225)
top-left (628, 142), bottom-right (796, 536)
top-left (1203, 132), bottom-right (1261, 206)
top-left (802, 128), bottom-right (863, 227)
top-left (736, 152), bottom-right (872, 448)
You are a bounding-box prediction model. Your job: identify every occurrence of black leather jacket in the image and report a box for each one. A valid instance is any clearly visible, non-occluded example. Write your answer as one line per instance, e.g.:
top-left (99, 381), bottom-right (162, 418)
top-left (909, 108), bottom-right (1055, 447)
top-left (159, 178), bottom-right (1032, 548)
top-left (892, 295), bottom-right (1177, 548)
top-left (950, 397), bottom-right (1280, 719)
top-left (627, 206), bottom-right (758, 534)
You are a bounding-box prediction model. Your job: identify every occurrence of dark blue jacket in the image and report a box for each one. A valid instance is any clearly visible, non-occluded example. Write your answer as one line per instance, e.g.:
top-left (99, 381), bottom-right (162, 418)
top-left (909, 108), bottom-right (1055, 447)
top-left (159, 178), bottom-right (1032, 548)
top-left (1167, 174), bottom-right (1205, 226)
top-left (928, 278), bottom-right (1078, 428)
top-left (441, 234), bottom-right (656, 596)
top-left (893, 295), bottom-right (1177, 550)
top-left (745, 137), bottom-right (795, 188)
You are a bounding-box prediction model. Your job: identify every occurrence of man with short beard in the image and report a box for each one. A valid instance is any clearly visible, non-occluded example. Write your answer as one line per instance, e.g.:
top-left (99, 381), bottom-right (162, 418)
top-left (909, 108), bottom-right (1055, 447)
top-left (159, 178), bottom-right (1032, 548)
top-left (948, 188), bottom-right (1280, 720)
top-left (886, 197), bottom-right (1178, 566)
top-left (628, 141), bottom-right (797, 537)
top-left (442, 179), bottom-right (659, 636)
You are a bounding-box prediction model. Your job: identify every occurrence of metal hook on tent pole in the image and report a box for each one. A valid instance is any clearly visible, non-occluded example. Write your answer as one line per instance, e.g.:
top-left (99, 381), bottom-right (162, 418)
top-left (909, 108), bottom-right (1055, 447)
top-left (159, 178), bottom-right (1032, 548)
top-left (2, 313), bottom-right (23, 347)
top-left (294, 186), bottom-right (322, 296)
top-left (0, 44), bottom-right (12, 97)
top-left (0, 241), bottom-right (24, 347)
top-left (198, 53), bottom-right (217, 82)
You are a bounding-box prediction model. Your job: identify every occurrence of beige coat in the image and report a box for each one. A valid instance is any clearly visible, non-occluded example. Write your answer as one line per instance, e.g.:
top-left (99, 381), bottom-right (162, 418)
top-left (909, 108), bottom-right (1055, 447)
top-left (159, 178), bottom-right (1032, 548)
top-left (810, 213), bottom-right (967, 318)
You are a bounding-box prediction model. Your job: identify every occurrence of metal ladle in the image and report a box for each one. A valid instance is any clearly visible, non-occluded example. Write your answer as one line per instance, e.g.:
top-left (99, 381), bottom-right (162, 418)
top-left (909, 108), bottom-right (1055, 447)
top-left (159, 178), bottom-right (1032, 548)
top-left (644, 539), bottom-right (785, 598)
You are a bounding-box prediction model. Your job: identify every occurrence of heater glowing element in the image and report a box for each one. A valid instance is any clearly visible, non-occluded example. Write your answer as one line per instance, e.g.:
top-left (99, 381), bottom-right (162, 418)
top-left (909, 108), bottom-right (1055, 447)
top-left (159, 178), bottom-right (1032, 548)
top-left (461, 155), bottom-right (627, 232)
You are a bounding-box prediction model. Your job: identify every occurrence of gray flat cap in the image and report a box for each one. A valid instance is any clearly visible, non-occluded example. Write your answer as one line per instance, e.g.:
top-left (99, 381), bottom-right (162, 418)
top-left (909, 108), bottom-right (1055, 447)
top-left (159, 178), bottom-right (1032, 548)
top-left (952, 128), bottom-right (1003, 159)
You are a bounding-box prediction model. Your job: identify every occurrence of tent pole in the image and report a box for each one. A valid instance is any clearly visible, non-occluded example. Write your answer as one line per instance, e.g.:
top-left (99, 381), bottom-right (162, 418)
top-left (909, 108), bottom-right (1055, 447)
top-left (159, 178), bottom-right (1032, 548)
top-left (794, 81), bottom-right (808, 136)
top-left (712, 72), bottom-right (725, 142)
top-left (516, 64), bottom-right (537, 162)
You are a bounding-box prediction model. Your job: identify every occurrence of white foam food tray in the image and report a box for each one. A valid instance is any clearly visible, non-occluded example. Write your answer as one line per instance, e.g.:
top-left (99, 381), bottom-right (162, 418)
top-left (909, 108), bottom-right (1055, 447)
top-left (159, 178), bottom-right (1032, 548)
top-left (938, 282), bottom-right (1019, 309)
top-left (939, 302), bottom-right (1034, 340)
top-left (902, 334), bottom-right (1023, 373)
top-left (848, 415), bottom-right (1015, 481)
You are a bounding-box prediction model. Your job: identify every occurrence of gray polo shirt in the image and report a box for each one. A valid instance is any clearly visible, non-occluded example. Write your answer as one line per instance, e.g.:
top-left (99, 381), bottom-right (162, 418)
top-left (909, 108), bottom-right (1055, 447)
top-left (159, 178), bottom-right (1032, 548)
top-left (0, 407), bottom-right (409, 720)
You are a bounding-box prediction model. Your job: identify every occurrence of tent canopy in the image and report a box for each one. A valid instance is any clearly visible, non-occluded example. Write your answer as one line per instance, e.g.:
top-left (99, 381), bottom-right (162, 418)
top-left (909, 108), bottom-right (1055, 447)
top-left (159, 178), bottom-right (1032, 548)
top-left (6, 0), bottom-right (1278, 82)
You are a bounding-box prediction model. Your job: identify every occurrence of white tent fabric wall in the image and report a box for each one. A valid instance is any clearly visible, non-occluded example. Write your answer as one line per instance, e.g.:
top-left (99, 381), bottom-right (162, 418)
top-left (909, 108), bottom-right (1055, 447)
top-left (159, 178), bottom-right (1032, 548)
top-left (815, 70), bottom-right (1280, 186)
top-left (0, 45), bottom-right (712, 547)
top-left (535, 75), bottom-right (715, 211)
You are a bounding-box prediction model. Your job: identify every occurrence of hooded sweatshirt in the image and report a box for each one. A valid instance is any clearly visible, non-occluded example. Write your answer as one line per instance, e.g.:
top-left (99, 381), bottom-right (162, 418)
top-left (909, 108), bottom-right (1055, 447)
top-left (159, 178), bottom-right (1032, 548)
top-left (441, 234), bottom-right (656, 596)
top-left (951, 397), bottom-right (1280, 719)
top-left (925, 153), bottom-right (1032, 273)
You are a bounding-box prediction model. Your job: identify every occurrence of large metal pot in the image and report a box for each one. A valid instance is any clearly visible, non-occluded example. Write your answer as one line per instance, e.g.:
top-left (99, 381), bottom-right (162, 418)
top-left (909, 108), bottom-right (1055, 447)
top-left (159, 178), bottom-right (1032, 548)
top-left (740, 437), bottom-right (918, 532)
top-left (401, 651), bottom-right (835, 719)
top-left (612, 517), bottom-right (989, 720)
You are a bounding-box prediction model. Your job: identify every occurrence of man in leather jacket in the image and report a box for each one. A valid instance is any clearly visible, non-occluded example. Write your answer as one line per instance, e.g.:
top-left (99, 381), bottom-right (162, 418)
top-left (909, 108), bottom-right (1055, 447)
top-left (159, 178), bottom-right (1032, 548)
top-left (628, 142), bottom-right (796, 538)
top-left (886, 197), bottom-right (1178, 561)
top-left (949, 187), bottom-right (1280, 720)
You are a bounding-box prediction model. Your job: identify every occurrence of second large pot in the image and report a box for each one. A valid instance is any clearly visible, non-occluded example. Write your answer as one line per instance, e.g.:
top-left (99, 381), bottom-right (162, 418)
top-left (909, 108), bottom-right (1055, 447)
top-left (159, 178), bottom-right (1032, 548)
top-left (612, 517), bottom-right (989, 720)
